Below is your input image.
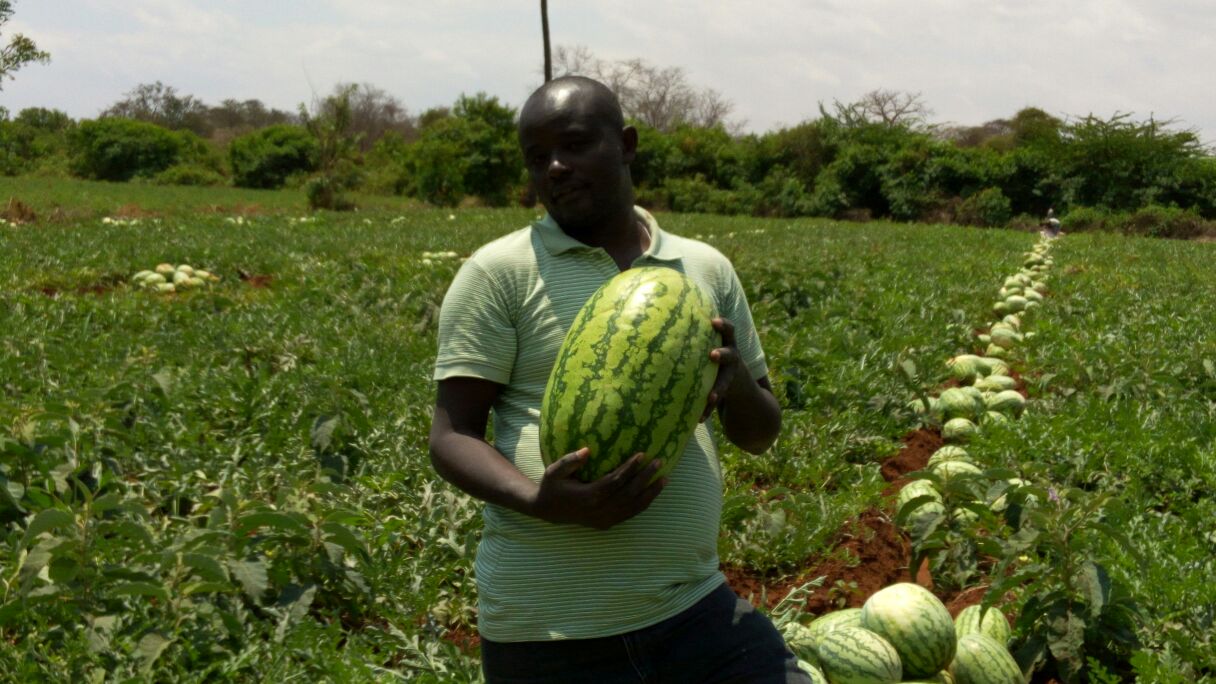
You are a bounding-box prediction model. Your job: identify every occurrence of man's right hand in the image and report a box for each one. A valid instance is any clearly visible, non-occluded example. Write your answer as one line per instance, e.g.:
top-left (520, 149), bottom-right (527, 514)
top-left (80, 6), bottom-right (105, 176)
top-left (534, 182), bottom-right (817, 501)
top-left (529, 449), bottom-right (666, 530)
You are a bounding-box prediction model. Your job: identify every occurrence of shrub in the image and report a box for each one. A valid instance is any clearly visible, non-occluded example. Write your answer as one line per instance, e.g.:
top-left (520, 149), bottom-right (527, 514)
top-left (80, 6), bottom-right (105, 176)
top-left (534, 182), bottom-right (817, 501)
top-left (229, 124), bottom-right (318, 189)
top-left (153, 163), bottom-right (226, 187)
top-left (69, 118), bottom-right (195, 181)
top-left (1121, 205), bottom-right (1211, 239)
top-left (752, 165), bottom-right (812, 217)
top-left (956, 187), bottom-right (1013, 227)
top-left (663, 175), bottom-right (755, 215)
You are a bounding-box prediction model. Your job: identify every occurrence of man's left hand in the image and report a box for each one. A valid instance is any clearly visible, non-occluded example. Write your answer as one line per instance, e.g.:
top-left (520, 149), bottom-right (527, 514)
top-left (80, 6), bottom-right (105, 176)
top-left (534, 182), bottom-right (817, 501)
top-left (701, 317), bottom-right (749, 422)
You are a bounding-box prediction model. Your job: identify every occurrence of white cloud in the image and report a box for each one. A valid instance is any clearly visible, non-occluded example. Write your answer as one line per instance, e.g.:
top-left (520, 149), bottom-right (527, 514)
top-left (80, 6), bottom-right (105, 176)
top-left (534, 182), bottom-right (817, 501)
top-left (2, 0), bottom-right (1214, 143)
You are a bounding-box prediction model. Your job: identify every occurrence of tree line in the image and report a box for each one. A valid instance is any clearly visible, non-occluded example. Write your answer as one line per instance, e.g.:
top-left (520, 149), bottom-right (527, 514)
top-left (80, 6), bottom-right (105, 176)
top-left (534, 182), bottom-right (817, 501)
top-left (2, 46), bottom-right (1214, 236)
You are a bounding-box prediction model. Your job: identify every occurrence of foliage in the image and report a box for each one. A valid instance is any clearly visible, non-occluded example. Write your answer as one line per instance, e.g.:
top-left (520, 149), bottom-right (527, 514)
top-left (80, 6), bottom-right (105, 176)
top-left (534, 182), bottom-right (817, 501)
top-left (152, 162), bottom-right (227, 187)
top-left (68, 118), bottom-right (208, 182)
top-left (229, 125), bottom-right (318, 190)
top-left (0, 0), bottom-right (49, 89)
top-left (300, 86), bottom-right (363, 211)
top-left (101, 81), bottom-right (214, 137)
top-left (0, 107), bottom-right (74, 175)
top-left (956, 187), bottom-right (1013, 227)
top-left (402, 93), bottom-right (520, 206)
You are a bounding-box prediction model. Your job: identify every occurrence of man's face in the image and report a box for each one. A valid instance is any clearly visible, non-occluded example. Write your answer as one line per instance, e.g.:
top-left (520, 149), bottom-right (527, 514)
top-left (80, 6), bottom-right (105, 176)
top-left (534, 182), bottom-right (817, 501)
top-left (519, 86), bottom-right (636, 233)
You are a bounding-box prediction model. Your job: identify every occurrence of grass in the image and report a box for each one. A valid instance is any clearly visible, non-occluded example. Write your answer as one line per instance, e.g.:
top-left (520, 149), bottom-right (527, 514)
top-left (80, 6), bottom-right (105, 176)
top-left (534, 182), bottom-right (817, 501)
top-left (0, 177), bottom-right (1212, 681)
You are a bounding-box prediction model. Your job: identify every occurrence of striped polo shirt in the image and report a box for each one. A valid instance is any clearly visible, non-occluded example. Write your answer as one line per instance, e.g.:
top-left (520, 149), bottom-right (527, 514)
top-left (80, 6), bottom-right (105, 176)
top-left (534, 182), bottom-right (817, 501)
top-left (434, 206), bottom-right (767, 642)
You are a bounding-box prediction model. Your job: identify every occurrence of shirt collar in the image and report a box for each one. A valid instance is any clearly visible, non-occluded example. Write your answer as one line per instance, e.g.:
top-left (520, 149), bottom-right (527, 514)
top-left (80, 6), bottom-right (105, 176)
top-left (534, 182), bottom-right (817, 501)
top-left (533, 206), bottom-right (683, 262)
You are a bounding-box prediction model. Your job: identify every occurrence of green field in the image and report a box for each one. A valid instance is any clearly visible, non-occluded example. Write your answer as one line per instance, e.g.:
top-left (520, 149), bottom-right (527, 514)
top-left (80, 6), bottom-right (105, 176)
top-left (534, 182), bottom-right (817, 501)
top-left (1, 178), bottom-right (1214, 681)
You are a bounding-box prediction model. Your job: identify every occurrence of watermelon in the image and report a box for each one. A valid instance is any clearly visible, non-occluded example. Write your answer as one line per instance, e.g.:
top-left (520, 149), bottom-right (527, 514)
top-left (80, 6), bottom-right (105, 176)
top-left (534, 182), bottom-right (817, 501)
top-left (946, 355), bottom-right (988, 384)
top-left (897, 479), bottom-right (942, 510)
top-left (927, 445), bottom-right (969, 468)
top-left (816, 626), bottom-right (902, 684)
top-left (783, 622), bottom-right (821, 667)
top-left (860, 583), bottom-right (956, 678)
top-left (985, 390), bottom-right (1025, 416)
top-left (954, 605), bottom-right (1012, 646)
top-left (938, 388), bottom-right (983, 422)
top-left (949, 634), bottom-right (1023, 684)
top-left (941, 418), bottom-right (978, 442)
top-left (808, 608), bottom-right (864, 641)
top-left (539, 267), bottom-right (719, 482)
top-left (797, 660), bottom-right (829, 684)
top-left (973, 375), bottom-right (1017, 392)
top-left (931, 460), bottom-right (982, 487)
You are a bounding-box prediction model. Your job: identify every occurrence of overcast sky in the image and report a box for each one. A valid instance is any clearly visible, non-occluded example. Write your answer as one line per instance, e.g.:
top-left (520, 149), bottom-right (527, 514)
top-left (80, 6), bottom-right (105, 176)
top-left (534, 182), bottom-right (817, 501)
top-left (4, 1), bottom-right (1214, 143)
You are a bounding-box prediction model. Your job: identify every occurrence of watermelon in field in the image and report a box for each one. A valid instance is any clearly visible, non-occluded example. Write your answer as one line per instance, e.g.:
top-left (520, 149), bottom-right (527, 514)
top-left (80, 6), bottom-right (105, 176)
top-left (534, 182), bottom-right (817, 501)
top-left (860, 583), bottom-right (956, 678)
top-left (941, 418), bottom-right (978, 442)
top-left (949, 634), bottom-right (1023, 684)
top-left (783, 621), bottom-right (821, 667)
top-left (808, 607), bottom-right (864, 641)
top-left (540, 267), bottom-right (719, 482)
top-left (927, 446), bottom-right (969, 468)
top-left (954, 605), bottom-right (1012, 646)
top-left (816, 626), bottom-right (902, 684)
top-left (797, 659), bottom-right (829, 684)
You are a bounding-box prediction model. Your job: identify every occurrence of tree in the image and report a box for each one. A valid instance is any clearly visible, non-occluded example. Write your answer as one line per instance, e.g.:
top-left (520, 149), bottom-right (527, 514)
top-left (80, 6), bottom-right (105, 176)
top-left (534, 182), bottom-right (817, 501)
top-left (317, 82), bottom-right (416, 152)
top-left (299, 85), bottom-right (362, 210)
top-left (101, 82), bottom-right (212, 136)
top-left (831, 89), bottom-right (933, 130)
top-left (0, 0), bottom-right (49, 89)
top-left (551, 45), bottom-right (737, 132)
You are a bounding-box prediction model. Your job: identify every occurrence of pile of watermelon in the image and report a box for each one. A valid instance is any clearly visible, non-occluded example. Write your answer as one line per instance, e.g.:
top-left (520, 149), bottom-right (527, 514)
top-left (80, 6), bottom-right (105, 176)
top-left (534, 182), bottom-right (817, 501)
top-left (783, 583), bottom-right (1022, 683)
top-left (131, 263), bottom-right (219, 294)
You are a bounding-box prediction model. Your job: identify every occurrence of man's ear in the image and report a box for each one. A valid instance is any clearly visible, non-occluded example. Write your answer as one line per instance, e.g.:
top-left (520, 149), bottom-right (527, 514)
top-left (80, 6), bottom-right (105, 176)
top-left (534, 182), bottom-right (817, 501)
top-left (621, 125), bottom-right (638, 164)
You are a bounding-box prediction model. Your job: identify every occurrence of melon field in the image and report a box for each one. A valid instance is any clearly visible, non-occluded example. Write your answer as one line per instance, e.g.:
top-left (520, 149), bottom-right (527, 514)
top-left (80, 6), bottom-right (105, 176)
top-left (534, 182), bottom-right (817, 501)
top-left (1, 179), bottom-right (1214, 682)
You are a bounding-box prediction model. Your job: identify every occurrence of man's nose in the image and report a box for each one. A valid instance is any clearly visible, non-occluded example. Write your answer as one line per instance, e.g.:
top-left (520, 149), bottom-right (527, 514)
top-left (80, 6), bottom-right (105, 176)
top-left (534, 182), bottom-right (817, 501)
top-left (547, 155), bottom-right (571, 179)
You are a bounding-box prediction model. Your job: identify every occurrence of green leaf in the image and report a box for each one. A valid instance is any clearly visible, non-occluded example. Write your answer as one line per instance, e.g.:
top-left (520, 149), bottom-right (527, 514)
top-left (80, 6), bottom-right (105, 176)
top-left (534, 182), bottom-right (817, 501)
top-left (0, 476), bottom-right (25, 513)
top-left (112, 582), bottom-right (169, 602)
top-left (137, 632), bottom-right (173, 671)
top-left (1076, 561), bottom-right (1111, 618)
top-left (182, 553), bottom-right (229, 582)
top-left (274, 585), bottom-right (316, 644)
top-left (22, 509), bottom-right (75, 548)
top-left (151, 369), bottom-right (174, 397)
top-left (228, 559), bottom-right (269, 601)
top-left (234, 511), bottom-right (310, 536)
top-left (311, 415), bottom-right (340, 453)
top-left (48, 556), bottom-right (80, 583)
top-left (90, 492), bottom-right (123, 514)
top-left (321, 521), bottom-right (366, 559)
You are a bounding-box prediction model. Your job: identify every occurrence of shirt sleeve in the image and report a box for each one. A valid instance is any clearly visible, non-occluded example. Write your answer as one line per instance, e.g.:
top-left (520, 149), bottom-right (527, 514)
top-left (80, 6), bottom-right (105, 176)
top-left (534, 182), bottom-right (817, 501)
top-left (719, 265), bottom-right (768, 381)
top-left (434, 259), bottom-right (517, 384)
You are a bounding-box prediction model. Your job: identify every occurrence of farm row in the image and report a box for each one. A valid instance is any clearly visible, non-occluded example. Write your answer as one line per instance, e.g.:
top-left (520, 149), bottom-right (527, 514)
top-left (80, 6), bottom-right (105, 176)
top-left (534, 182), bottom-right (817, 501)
top-left (0, 202), bottom-right (1212, 681)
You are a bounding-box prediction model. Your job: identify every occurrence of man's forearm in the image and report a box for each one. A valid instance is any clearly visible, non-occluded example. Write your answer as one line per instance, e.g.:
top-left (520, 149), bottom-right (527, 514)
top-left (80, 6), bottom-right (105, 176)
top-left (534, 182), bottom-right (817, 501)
top-left (719, 377), bottom-right (782, 454)
top-left (430, 431), bottom-right (539, 515)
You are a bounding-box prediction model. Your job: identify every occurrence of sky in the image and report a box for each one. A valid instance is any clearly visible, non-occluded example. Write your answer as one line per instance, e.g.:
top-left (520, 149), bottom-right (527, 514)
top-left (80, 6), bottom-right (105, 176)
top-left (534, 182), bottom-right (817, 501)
top-left (3, 0), bottom-right (1215, 143)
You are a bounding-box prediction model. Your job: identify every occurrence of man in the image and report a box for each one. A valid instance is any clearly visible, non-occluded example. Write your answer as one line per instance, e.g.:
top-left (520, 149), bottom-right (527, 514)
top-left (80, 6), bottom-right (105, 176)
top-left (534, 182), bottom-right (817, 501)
top-left (429, 75), bottom-right (806, 683)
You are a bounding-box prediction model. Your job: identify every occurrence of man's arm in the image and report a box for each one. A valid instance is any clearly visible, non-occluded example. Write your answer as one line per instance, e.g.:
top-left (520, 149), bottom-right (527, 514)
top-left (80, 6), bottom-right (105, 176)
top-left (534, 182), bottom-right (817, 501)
top-left (701, 318), bottom-right (782, 454)
top-left (429, 376), bottom-right (667, 529)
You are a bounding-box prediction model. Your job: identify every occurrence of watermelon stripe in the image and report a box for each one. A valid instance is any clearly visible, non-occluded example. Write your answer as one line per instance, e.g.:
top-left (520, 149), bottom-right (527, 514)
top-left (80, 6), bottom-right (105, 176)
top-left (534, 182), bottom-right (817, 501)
top-left (540, 268), bottom-right (718, 482)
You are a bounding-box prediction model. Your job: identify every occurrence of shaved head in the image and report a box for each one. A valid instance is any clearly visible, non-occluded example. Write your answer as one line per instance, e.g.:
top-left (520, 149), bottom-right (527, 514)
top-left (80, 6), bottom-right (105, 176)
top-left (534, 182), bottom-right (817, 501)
top-left (520, 76), bottom-right (625, 135)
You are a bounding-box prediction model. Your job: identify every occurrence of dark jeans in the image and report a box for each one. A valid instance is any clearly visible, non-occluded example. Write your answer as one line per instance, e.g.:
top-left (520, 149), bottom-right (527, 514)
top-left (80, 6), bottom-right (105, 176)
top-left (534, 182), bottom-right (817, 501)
top-left (480, 582), bottom-right (812, 684)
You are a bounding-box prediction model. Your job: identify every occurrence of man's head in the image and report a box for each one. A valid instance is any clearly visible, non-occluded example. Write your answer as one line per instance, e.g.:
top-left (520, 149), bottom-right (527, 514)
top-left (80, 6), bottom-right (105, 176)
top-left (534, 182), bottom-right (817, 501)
top-left (518, 76), bottom-right (637, 234)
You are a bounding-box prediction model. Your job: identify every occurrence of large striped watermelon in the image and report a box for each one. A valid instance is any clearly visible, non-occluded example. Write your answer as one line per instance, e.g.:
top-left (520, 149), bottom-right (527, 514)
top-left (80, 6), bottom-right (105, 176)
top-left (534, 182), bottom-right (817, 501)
top-left (949, 634), bottom-right (1023, 684)
top-left (860, 583), bottom-right (956, 679)
top-left (816, 626), bottom-right (902, 684)
top-left (540, 267), bottom-right (719, 482)
top-left (953, 605), bottom-right (1012, 647)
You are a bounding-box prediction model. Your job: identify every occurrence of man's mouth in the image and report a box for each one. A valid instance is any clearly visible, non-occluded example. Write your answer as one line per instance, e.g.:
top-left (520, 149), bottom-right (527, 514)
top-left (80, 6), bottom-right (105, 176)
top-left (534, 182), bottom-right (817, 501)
top-left (551, 184), bottom-right (586, 203)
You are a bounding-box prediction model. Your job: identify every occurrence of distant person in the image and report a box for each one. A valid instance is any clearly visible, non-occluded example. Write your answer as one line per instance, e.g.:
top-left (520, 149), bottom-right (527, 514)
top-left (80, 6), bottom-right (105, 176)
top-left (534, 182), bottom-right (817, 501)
top-left (1043, 207), bottom-right (1061, 237)
top-left (428, 75), bottom-right (804, 682)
